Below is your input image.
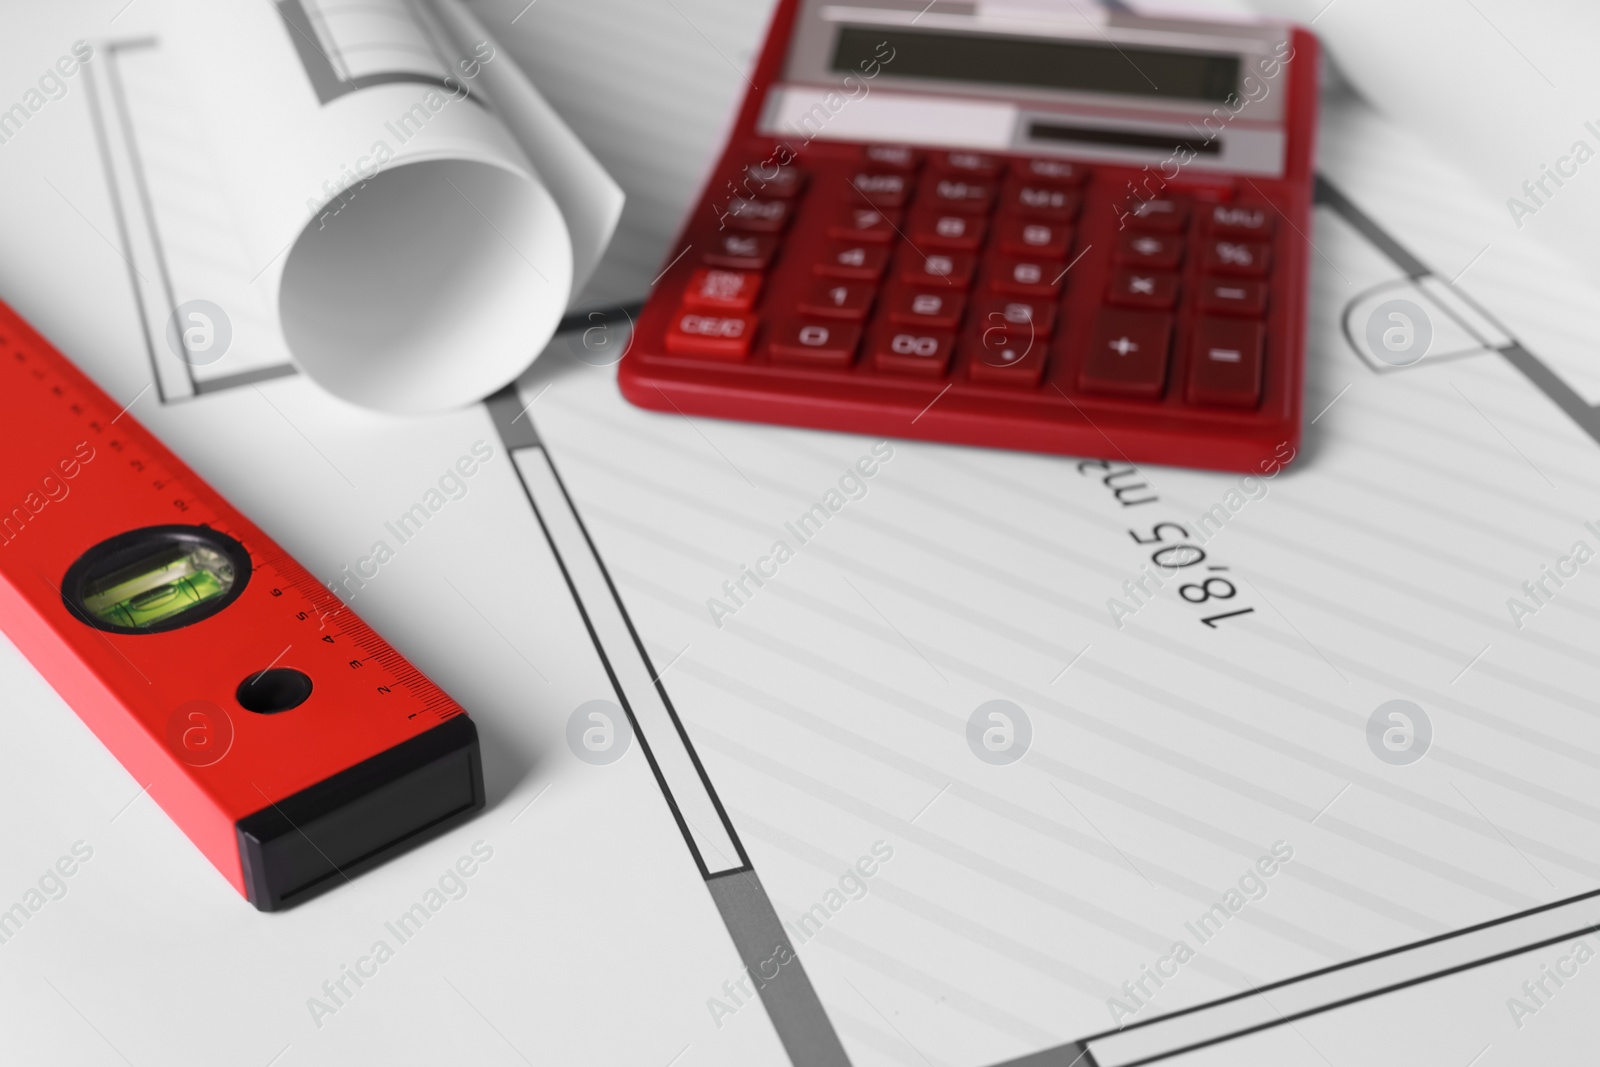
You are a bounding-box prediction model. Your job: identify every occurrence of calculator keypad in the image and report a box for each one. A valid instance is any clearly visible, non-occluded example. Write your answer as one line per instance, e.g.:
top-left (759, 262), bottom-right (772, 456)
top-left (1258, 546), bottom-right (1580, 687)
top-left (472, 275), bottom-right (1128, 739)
top-left (653, 139), bottom-right (1286, 428)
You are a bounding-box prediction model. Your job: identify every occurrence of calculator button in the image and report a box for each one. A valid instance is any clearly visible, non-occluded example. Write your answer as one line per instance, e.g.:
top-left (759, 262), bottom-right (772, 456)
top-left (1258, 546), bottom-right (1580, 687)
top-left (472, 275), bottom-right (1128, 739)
top-left (683, 268), bottom-right (762, 311)
top-left (703, 233), bottom-right (778, 270)
top-left (923, 175), bottom-right (995, 213)
top-left (1002, 182), bottom-right (1081, 222)
top-left (816, 241), bottom-right (889, 280)
top-left (665, 310), bottom-right (756, 359)
top-left (971, 296), bottom-right (1058, 339)
top-left (1204, 202), bottom-right (1275, 238)
top-left (996, 218), bottom-right (1071, 258)
top-left (938, 151), bottom-right (1003, 178)
top-left (886, 287), bottom-right (966, 330)
top-left (829, 205), bottom-right (902, 243)
top-left (968, 328), bottom-right (1047, 386)
top-left (1079, 310), bottom-right (1171, 398)
top-left (1187, 317), bottom-right (1264, 408)
top-left (1201, 239), bottom-right (1270, 277)
top-left (1106, 268), bottom-right (1178, 310)
top-left (1113, 232), bottom-right (1184, 270)
top-left (907, 209), bottom-right (987, 251)
top-left (770, 320), bottom-right (861, 367)
top-left (1124, 196), bottom-right (1189, 232)
top-left (849, 171), bottom-right (911, 208)
top-left (900, 250), bottom-right (976, 288)
top-left (722, 197), bottom-right (790, 233)
top-left (799, 278), bottom-right (875, 320)
top-left (989, 257), bottom-right (1065, 299)
top-left (864, 144), bottom-right (921, 170)
top-left (1196, 277), bottom-right (1268, 317)
top-left (736, 161), bottom-right (805, 199)
top-left (871, 327), bottom-right (955, 376)
top-left (1020, 158), bottom-right (1087, 185)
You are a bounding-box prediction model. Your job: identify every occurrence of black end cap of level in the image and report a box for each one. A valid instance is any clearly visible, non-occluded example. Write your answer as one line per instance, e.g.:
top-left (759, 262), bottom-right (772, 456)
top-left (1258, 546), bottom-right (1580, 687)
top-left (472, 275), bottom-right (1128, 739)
top-left (235, 715), bottom-right (484, 912)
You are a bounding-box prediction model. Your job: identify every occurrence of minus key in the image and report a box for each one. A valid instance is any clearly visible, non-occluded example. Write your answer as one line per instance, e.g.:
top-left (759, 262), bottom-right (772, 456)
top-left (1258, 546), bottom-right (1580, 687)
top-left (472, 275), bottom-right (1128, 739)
top-left (1195, 277), bottom-right (1268, 317)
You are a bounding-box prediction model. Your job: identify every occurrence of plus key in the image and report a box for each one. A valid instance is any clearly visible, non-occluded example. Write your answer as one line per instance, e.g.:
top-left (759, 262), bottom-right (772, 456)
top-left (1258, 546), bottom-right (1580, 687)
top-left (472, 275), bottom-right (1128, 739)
top-left (1078, 309), bottom-right (1172, 398)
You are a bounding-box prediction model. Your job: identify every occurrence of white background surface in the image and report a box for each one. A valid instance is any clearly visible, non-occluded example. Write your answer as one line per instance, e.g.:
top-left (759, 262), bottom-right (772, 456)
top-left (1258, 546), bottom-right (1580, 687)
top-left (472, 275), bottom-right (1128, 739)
top-left (3, 0), bottom-right (1600, 1065)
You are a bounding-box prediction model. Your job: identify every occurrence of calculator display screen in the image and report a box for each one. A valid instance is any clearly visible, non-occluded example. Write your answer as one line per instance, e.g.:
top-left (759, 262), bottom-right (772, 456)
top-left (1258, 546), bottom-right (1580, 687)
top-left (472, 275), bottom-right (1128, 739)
top-left (831, 26), bottom-right (1240, 104)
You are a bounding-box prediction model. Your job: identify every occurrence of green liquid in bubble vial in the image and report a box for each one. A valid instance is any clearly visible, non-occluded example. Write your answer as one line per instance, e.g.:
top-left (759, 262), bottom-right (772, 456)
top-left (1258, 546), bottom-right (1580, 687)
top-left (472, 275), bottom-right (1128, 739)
top-left (81, 545), bottom-right (235, 629)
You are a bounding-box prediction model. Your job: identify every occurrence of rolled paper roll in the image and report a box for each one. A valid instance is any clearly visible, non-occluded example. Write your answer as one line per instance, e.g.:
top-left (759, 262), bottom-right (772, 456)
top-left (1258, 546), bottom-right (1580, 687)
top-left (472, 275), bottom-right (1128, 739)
top-left (158, 0), bottom-right (622, 412)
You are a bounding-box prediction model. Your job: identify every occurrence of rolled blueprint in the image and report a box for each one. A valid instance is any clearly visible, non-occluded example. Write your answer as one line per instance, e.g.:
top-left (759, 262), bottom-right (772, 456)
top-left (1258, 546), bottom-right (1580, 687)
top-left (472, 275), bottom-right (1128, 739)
top-left (155, 0), bottom-right (623, 412)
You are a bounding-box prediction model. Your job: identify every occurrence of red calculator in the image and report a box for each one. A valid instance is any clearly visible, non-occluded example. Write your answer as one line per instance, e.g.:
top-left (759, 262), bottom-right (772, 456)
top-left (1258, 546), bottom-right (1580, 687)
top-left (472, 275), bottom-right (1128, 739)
top-left (619, 0), bottom-right (1318, 473)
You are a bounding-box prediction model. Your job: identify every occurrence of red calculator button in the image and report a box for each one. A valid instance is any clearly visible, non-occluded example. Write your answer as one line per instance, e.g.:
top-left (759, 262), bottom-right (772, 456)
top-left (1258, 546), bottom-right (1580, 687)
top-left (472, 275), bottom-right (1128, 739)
top-left (938, 151), bottom-right (1004, 178)
top-left (816, 241), bottom-right (889, 281)
top-left (989, 257), bottom-right (1065, 299)
top-left (736, 161), bottom-right (805, 199)
top-left (886, 287), bottom-right (966, 330)
top-left (683, 268), bottom-right (762, 311)
top-left (1124, 196), bottom-right (1189, 232)
top-left (900, 250), bottom-right (976, 288)
top-left (1187, 317), bottom-right (1264, 408)
top-left (829, 205), bottom-right (902, 243)
top-left (665, 310), bottom-right (756, 359)
top-left (1106, 268), bottom-right (1178, 310)
top-left (864, 144), bottom-right (921, 170)
top-left (996, 218), bottom-right (1071, 258)
top-left (1079, 310), bottom-right (1171, 398)
top-left (770, 320), bottom-right (861, 367)
top-left (1113, 231), bottom-right (1185, 270)
top-left (1196, 276), bottom-right (1268, 317)
top-left (849, 171), bottom-right (912, 208)
top-left (871, 327), bottom-right (955, 376)
top-left (721, 197), bottom-right (790, 233)
top-left (907, 209), bottom-right (987, 251)
top-left (1002, 183), bottom-right (1081, 221)
top-left (1204, 202), bottom-right (1275, 238)
top-left (972, 296), bottom-right (1058, 339)
top-left (1020, 158), bottom-right (1087, 185)
top-left (1201, 238), bottom-right (1270, 276)
top-left (799, 278), bottom-right (875, 319)
top-left (703, 233), bottom-right (778, 270)
top-left (923, 174), bottom-right (995, 213)
top-left (968, 329), bottom-right (1047, 386)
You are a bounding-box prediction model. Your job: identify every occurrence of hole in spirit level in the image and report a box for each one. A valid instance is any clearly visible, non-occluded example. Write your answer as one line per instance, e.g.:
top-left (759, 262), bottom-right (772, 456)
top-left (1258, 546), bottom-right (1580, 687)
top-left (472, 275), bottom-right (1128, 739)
top-left (236, 667), bottom-right (313, 714)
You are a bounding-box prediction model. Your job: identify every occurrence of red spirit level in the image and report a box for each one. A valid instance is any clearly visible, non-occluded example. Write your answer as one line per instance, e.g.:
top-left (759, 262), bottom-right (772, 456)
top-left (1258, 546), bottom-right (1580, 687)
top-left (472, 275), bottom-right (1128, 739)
top-left (0, 301), bottom-right (483, 911)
